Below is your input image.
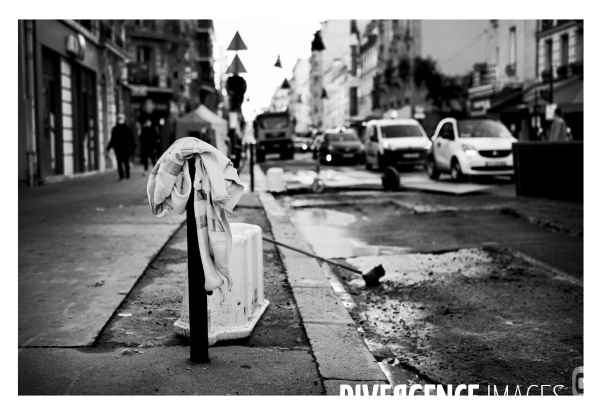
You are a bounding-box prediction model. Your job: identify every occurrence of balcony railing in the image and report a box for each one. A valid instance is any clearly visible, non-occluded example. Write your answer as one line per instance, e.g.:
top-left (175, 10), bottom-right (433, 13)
top-left (99, 21), bottom-right (125, 49)
top-left (541, 60), bottom-right (583, 83)
top-left (126, 20), bottom-right (187, 43)
top-left (75, 20), bottom-right (94, 32)
top-left (541, 20), bottom-right (554, 31)
top-left (570, 60), bottom-right (583, 75)
top-left (556, 64), bottom-right (569, 80)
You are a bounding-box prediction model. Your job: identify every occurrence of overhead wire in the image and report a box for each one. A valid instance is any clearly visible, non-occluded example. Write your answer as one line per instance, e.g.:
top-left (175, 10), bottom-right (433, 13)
top-left (440, 28), bottom-right (488, 65)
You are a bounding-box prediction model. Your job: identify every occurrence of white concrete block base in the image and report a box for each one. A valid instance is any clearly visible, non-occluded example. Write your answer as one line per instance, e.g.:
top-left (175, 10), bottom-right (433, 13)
top-left (173, 223), bottom-right (270, 346)
top-left (173, 300), bottom-right (269, 346)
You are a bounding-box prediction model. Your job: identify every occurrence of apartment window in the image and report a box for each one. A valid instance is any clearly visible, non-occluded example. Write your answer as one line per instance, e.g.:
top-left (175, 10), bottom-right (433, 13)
top-left (545, 39), bottom-right (553, 72)
top-left (351, 45), bottom-right (358, 76)
top-left (575, 29), bottom-right (583, 61)
top-left (509, 26), bottom-right (517, 65)
top-left (137, 46), bottom-right (153, 63)
top-left (561, 34), bottom-right (569, 66)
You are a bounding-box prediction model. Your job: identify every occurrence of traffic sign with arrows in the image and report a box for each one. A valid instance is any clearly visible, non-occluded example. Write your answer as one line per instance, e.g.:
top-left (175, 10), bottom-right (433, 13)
top-left (227, 31), bottom-right (248, 51)
top-left (226, 54), bottom-right (247, 74)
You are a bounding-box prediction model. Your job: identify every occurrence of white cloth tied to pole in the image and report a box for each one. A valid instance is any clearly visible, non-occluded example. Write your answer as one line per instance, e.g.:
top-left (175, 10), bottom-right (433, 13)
top-left (147, 137), bottom-right (244, 291)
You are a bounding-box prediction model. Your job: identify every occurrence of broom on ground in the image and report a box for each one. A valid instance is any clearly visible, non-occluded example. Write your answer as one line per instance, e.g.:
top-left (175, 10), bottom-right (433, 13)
top-left (262, 236), bottom-right (385, 287)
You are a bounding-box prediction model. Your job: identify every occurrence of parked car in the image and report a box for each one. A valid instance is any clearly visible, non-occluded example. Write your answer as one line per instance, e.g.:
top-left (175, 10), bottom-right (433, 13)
top-left (293, 133), bottom-right (313, 152)
top-left (362, 119), bottom-right (431, 171)
top-left (426, 116), bottom-right (516, 182)
top-left (318, 128), bottom-right (364, 164)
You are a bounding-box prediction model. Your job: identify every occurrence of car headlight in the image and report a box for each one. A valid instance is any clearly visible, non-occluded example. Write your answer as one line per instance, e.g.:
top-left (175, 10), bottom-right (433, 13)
top-left (424, 141), bottom-right (432, 150)
top-left (461, 144), bottom-right (477, 156)
top-left (383, 141), bottom-right (389, 149)
top-left (302, 144), bottom-right (307, 150)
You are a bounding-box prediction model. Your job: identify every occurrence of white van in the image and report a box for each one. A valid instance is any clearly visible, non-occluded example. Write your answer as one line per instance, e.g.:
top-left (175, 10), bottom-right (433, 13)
top-left (362, 119), bottom-right (431, 171)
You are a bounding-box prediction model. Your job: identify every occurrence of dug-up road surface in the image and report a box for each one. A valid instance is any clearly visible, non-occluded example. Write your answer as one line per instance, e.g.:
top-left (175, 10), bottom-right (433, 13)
top-left (285, 190), bottom-right (583, 395)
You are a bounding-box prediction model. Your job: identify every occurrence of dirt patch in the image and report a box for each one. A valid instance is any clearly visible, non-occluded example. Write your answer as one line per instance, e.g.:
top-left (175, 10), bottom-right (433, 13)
top-left (95, 207), bottom-right (308, 350)
top-left (332, 247), bottom-right (583, 395)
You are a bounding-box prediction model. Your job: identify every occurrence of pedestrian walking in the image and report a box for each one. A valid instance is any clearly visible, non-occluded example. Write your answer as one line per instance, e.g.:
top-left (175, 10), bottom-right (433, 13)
top-left (106, 113), bottom-right (136, 182)
top-left (138, 111), bottom-right (160, 176)
top-left (548, 107), bottom-right (569, 142)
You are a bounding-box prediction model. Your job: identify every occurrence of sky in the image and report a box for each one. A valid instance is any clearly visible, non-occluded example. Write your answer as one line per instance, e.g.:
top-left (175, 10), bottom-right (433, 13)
top-left (213, 20), bottom-right (322, 121)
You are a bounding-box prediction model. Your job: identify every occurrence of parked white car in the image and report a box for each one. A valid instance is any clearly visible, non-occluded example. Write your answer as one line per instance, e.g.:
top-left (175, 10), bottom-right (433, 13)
top-left (363, 119), bottom-right (431, 171)
top-left (427, 117), bottom-right (517, 181)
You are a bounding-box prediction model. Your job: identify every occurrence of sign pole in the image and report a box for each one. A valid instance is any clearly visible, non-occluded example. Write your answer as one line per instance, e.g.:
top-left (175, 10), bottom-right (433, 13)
top-left (250, 142), bottom-right (255, 192)
top-left (186, 160), bottom-right (210, 363)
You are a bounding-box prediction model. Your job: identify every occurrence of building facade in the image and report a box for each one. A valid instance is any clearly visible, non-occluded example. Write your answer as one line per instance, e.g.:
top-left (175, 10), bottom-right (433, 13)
top-left (467, 19), bottom-right (583, 141)
top-left (18, 20), bottom-right (130, 184)
top-left (269, 84), bottom-right (291, 113)
top-left (309, 20), bottom-right (364, 130)
top-left (526, 20), bottom-right (583, 141)
top-left (124, 20), bottom-right (202, 156)
top-left (358, 21), bottom-right (378, 119)
top-left (372, 19), bottom-right (488, 123)
top-left (18, 19), bottom-right (219, 185)
top-left (289, 59), bottom-right (311, 134)
top-left (322, 61), bottom-right (349, 128)
top-left (467, 20), bottom-right (538, 140)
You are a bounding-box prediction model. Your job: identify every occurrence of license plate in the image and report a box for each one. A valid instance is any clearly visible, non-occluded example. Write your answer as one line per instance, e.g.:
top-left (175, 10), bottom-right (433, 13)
top-left (403, 153), bottom-right (419, 158)
top-left (342, 153), bottom-right (354, 158)
top-left (272, 144), bottom-right (280, 148)
top-left (486, 161), bottom-right (507, 166)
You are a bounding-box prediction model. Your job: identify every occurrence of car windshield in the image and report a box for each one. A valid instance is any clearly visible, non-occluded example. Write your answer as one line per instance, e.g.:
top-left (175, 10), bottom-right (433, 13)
top-left (457, 119), bottom-right (513, 138)
top-left (326, 133), bottom-right (359, 143)
top-left (380, 125), bottom-right (424, 138)
top-left (261, 117), bottom-right (288, 129)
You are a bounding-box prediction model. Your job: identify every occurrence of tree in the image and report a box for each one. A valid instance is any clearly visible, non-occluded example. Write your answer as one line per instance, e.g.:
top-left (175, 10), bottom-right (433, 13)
top-left (398, 56), bottom-right (472, 113)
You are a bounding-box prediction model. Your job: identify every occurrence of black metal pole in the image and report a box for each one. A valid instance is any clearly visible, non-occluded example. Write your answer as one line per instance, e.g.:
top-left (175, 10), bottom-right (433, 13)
top-left (549, 66), bottom-right (554, 105)
top-left (250, 142), bottom-right (255, 192)
top-left (186, 160), bottom-right (210, 363)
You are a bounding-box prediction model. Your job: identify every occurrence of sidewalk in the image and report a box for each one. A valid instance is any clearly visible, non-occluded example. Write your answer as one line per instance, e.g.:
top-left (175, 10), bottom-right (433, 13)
top-left (19, 161), bottom-right (387, 395)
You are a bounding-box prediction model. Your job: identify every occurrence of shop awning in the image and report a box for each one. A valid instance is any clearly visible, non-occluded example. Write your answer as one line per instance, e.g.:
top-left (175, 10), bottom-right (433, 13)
top-left (176, 105), bottom-right (228, 154)
top-left (487, 85), bottom-right (534, 113)
top-left (523, 76), bottom-right (583, 112)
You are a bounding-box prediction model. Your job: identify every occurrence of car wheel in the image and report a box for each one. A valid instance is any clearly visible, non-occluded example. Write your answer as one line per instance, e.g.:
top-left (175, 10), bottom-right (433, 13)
top-left (381, 166), bottom-right (401, 191)
top-left (426, 157), bottom-right (440, 180)
top-left (450, 159), bottom-right (465, 182)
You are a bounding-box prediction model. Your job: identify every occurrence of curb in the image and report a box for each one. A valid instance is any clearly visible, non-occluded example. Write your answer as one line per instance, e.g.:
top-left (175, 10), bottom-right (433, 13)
top-left (252, 164), bottom-right (388, 394)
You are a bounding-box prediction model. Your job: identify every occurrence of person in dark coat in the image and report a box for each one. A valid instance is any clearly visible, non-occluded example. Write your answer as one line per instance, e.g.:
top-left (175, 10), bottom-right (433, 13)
top-left (548, 107), bottom-right (569, 141)
top-left (138, 111), bottom-right (160, 176)
top-left (107, 113), bottom-right (136, 181)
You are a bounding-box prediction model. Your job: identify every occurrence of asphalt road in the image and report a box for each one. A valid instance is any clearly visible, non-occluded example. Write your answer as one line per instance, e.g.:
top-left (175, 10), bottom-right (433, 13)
top-left (259, 152), bottom-right (583, 395)
top-left (259, 151), bottom-right (515, 197)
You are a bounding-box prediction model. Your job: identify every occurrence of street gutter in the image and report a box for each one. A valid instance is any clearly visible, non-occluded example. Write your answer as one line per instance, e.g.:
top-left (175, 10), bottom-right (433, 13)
top-left (254, 165), bottom-right (389, 395)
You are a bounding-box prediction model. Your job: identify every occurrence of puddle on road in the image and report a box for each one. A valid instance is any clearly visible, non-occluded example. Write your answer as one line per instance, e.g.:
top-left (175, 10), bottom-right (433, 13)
top-left (290, 208), bottom-right (411, 259)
